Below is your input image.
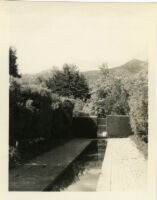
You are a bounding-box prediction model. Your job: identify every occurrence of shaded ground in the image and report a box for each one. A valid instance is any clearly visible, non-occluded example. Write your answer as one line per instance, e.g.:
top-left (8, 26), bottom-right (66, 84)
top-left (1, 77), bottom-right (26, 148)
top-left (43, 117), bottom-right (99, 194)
top-left (9, 139), bottom-right (91, 191)
top-left (97, 138), bottom-right (147, 191)
top-left (9, 139), bottom-right (69, 169)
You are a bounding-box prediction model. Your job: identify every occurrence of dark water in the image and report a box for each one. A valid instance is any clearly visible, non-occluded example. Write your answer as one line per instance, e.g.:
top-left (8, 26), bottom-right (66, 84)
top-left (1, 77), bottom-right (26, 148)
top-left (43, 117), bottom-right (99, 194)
top-left (49, 139), bottom-right (107, 191)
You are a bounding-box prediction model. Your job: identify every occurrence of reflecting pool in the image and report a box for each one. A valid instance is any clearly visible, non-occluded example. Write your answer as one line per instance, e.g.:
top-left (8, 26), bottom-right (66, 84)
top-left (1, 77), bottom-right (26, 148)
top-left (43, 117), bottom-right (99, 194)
top-left (49, 139), bottom-right (107, 191)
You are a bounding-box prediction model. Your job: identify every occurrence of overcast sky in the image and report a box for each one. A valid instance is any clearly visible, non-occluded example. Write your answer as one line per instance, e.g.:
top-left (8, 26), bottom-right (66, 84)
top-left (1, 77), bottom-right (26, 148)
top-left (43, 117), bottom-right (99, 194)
top-left (8, 2), bottom-right (152, 74)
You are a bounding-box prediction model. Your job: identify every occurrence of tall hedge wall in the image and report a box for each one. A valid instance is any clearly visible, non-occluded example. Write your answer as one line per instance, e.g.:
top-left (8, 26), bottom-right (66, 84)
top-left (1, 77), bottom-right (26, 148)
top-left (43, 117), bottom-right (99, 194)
top-left (72, 116), bottom-right (97, 138)
top-left (9, 77), bottom-right (74, 146)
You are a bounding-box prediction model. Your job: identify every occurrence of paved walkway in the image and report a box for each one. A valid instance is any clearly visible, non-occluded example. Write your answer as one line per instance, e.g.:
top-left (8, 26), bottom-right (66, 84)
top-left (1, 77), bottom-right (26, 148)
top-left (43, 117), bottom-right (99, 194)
top-left (9, 139), bottom-right (91, 191)
top-left (96, 138), bottom-right (147, 191)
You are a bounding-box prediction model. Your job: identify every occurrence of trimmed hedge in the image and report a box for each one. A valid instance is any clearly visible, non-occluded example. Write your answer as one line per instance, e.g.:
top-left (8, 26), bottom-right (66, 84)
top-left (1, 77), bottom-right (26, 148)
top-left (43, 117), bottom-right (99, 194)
top-left (72, 116), bottom-right (97, 138)
top-left (9, 77), bottom-right (74, 146)
top-left (107, 115), bottom-right (132, 138)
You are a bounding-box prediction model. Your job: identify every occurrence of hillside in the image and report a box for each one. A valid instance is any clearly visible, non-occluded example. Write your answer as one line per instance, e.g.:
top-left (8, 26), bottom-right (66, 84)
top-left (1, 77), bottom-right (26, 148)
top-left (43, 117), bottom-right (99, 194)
top-left (110, 59), bottom-right (147, 75)
top-left (21, 59), bottom-right (147, 88)
top-left (82, 59), bottom-right (147, 87)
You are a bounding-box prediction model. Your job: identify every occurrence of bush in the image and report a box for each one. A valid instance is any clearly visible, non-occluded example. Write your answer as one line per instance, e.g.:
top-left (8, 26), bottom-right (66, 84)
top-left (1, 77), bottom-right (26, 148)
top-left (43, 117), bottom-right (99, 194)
top-left (128, 70), bottom-right (148, 142)
top-left (9, 77), bottom-right (74, 146)
top-left (72, 98), bottom-right (87, 117)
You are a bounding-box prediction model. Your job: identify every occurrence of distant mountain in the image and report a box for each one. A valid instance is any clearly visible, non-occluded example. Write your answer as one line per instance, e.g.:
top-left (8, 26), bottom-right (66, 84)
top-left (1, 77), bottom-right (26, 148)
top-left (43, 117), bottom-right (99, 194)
top-left (82, 59), bottom-right (147, 87)
top-left (111, 59), bottom-right (147, 75)
top-left (21, 59), bottom-right (147, 87)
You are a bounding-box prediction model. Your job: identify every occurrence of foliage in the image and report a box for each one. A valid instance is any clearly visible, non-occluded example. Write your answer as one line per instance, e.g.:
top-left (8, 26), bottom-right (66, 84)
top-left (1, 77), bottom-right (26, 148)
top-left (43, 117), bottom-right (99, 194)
top-left (83, 62), bottom-right (148, 143)
top-left (82, 99), bottom-right (96, 116)
top-left (128, 69), bottom-right (148, 142)
top-left (9, 47), bottom-right (21, 78)
top-left (88, 63), bottom-right (148, 142)
top-left (20, 67), bottom-right (57, 88)
top-left (72, 98), bottom-right (87, 117)
top-left (83, 64), bottom-right (130, 117)
top-left (9, 77), bottom-right (74, 146)
top-left (45, 64), bottom-right (90, 101)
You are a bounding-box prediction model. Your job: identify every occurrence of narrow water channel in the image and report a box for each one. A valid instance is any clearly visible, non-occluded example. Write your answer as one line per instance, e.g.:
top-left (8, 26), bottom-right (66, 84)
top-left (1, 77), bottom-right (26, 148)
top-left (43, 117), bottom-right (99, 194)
top-left (49, 139), bottom-right (107, 191)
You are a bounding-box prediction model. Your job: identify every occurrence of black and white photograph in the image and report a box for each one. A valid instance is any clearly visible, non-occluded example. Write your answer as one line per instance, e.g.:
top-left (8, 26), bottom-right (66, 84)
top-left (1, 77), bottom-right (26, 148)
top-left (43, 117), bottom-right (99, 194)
top-left (0, 1), bottom-right (157, 197)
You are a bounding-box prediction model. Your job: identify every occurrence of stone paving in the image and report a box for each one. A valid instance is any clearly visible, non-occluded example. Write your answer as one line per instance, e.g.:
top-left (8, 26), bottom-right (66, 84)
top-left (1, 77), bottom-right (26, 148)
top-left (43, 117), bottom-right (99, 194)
top-left (96, 138), bottom-right (147, 191)
top-left (9, 139), bottom-right (91, 191)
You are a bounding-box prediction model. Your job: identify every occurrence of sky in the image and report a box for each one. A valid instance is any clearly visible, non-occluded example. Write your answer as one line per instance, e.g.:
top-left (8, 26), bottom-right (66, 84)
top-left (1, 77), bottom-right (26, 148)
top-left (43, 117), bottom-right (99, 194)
top-left (7, 2), bottom-right (153, 74)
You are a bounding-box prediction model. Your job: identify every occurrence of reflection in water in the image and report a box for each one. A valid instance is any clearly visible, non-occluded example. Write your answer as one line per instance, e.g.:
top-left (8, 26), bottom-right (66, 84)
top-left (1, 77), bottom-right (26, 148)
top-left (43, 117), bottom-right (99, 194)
top-left (49, 139), bottom-right (107, 191)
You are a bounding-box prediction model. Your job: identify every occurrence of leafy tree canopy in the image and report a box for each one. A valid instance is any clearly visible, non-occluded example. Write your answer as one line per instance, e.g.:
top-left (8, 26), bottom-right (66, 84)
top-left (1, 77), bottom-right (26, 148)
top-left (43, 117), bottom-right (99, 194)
top-left (46, 64), bottom-right (90, 101)
top-left (83, 63), bottom-right (130, 117)
top-left (9, 47), bottom-right (21, 78)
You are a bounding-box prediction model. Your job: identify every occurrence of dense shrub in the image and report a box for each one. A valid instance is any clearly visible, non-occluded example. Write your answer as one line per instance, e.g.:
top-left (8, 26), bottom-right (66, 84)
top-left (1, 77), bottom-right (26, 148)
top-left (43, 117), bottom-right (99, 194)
top-left (9, 77), bottom-right (74, 146)
top-left (72, 98), bottom-right (88, 117)
top-left (128, 70), bottom-right (148, 142)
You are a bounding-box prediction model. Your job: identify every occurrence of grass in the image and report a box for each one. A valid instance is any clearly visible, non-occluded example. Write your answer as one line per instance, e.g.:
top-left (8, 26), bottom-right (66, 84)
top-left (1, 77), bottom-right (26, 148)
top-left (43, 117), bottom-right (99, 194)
top-left (129, 134), bottom-right (148, 159)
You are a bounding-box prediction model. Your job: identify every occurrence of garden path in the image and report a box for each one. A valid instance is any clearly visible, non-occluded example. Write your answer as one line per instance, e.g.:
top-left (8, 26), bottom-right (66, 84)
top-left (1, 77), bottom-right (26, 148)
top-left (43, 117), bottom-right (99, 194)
top-left (96, 138), bottom-right (147, 191)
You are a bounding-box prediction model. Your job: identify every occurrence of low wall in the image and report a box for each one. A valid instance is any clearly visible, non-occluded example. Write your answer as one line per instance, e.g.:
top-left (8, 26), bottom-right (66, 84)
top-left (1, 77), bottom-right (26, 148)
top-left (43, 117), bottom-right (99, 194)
top-left (107, 115), bottom-right (133, 138)
top-left (72, 116), bottom-right (97, 138)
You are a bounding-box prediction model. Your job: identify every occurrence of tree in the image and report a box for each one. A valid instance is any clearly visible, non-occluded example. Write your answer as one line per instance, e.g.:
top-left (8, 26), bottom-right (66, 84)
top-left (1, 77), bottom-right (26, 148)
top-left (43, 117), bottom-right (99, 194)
top-left (9, 47), bottom-right (21, 78)
top-left (99, 63), bottom-right (109, 77)
top-left (46, 64), bottom-right (90, 101)
top-left (84, 64), bottom-right (130, 117)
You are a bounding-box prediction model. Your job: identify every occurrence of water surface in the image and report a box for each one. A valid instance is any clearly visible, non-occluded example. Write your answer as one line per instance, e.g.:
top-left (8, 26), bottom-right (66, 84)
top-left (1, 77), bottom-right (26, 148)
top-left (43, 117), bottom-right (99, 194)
top-left (50, 139), bottom-right (107, 191)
